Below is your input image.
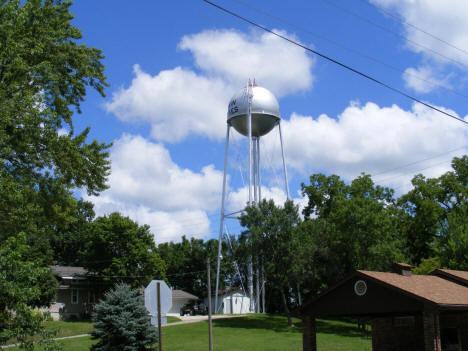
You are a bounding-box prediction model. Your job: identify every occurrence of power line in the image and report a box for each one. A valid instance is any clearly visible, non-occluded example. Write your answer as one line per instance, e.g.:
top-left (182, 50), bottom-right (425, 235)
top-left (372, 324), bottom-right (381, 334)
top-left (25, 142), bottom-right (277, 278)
top-left (372, 146), bottom-right (468, 178)
top-left (321, 0), bottom-right (468, 70)
top-left (90, 270), bottom-right (208, 279)
top-left (360, 0), bottom-right (468, 57)
top-left (203, 0), bottom-right (468, 126)
top-left (227, 0), bottom-right (468, 100)
top-left (375, 159), bottom-right (454, 184)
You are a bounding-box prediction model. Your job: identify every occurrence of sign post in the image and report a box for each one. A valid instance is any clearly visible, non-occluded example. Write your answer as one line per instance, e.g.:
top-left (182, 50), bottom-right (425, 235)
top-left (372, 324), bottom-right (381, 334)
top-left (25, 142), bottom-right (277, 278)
top-left (144, 280), bottom-right (172, 326)
top-left (157, 282), bottom-right (162, 351)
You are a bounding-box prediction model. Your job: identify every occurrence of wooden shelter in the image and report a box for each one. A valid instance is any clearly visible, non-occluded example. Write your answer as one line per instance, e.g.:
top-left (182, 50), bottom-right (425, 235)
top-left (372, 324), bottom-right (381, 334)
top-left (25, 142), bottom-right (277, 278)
top-left (302, 263), bottom-right (468, 351)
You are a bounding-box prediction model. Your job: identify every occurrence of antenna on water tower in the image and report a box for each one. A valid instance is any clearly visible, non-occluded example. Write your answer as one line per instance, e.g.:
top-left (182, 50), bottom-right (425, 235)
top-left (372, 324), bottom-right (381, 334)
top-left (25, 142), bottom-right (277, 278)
top-left (215, 80), bottom-right (290, 314)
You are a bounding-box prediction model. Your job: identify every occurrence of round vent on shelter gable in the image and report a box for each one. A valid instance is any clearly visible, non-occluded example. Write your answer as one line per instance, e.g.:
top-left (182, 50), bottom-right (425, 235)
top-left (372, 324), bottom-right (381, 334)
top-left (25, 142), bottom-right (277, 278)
top-left (354, 280), bottom-right (367, 296)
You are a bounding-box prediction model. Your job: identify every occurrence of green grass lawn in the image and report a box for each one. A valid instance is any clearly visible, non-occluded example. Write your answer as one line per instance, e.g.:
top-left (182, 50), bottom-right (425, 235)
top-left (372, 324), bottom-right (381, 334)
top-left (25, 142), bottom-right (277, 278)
top-left (43, 320), bottom-right (94, 338)
top-left (166, 316), bottom-right (182, 324)
top-left (163, 314), bottom-right (371, 351)
top-left (6, 315), bottom-right (371, 350)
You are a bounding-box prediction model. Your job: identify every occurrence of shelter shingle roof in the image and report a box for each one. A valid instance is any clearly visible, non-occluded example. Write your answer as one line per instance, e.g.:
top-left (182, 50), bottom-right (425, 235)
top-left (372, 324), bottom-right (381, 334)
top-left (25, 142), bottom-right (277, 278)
top-left (433, 269), bottom-right (468, 286)
top-left (358, 270), bottom-right (468, 306)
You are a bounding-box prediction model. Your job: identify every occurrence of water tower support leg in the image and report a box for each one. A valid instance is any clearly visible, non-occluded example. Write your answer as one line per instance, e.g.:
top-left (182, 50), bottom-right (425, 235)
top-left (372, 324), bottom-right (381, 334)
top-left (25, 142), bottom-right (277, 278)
top-left (257, 138), bottom-right (261, 202)
top-left (247, 83), bottom-right (253, 206)
top-left (256, 266), bottom-right (260, 313)
top-left (278, 121), bottom-right (290, 199)
top-left (253, 137), bottom-right (258, 205)
top-left (215, 124), bottom-right (231, 314)
top-left (262, 264), bottom-right (266, 313)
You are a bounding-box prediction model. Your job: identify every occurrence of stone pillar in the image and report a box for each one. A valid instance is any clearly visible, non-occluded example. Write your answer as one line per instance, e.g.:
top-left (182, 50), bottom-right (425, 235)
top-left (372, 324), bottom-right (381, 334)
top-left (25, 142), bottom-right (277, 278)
top-left (302, 315), bottom-right (317, 351)
top-left (423, 310), bottom-right (441, 351)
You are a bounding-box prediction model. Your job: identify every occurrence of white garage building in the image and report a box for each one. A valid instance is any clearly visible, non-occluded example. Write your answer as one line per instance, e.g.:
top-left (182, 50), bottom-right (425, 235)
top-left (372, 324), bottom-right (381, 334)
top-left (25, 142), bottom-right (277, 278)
top-left (167, 290), bottom-right (199, 316)
top-left (208, 289), bottom-right (253, 314)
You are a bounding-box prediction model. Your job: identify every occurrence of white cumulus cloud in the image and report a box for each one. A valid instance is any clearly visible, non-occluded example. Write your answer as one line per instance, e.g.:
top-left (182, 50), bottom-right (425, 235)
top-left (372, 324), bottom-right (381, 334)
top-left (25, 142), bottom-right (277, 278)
top-left (105, 29), bottom-right (315, 143)
top-left (179, 29), bottom-right (314, 97)
top-left (262, 101), bottom-right (468, 193)
top-left (370, 0), bottom-right (468, 67)
top-left (85, 134), bottom-right (223, 243)
top-left (106, 65), bottom-right (229, 142)
top-left (403, 65), bottom-right (452, 94)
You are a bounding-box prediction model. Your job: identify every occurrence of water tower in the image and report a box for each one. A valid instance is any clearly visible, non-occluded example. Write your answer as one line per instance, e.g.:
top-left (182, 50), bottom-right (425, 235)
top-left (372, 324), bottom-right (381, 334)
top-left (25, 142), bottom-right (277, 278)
top-left (215, 81), bottom-right (290, 313)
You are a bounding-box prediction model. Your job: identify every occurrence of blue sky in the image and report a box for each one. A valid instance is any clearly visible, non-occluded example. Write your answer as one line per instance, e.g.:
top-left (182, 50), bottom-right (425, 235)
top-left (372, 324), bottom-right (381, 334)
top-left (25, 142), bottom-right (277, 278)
top-left (70, 0), bottom-right (468, 243)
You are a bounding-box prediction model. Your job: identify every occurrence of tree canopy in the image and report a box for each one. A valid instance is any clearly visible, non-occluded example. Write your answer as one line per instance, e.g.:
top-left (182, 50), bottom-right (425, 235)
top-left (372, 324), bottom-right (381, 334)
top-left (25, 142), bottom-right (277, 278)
top-left (239, 199), bottom-right (303, 325)
top-left (0, 0), bottom-right (110, 195)
top-left (302, 174), bottom-right (405, 278)
top-left (0, 0), bottom-right (111, 254)
top-left (400, 155), bottom-right (468, 269)
top-left (83, 213), bottom-right (166, 289)
top-left (158, 236), bottom-right (234, 298)
top-left (0, 234), bottom-right (59, 350)
top-left (0, 0), bottom-right (111, 345)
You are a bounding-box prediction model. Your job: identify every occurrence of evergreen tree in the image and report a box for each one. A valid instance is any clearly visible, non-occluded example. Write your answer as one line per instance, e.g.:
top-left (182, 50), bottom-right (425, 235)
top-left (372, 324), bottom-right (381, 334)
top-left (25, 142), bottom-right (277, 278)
top-left (91, 283), bottom-right (157, 351)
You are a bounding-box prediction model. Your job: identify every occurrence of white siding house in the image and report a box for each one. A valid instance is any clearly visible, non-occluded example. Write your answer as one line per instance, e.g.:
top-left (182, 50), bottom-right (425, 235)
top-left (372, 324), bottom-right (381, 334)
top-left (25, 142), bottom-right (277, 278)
top-left (207, 289), bottom-right (253, 314)
top-left (167, 290), bottom-right (198, 316)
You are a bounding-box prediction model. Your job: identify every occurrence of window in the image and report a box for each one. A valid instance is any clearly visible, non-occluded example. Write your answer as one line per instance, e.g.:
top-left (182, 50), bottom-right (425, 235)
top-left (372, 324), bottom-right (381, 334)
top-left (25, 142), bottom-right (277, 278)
top-left (71, 289), bottom-right (78, 304)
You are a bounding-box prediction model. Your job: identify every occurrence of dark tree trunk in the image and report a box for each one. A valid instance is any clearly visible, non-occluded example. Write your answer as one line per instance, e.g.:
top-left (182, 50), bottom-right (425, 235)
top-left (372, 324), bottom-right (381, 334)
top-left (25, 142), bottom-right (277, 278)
top-left (280, 288), bottom-right (293, 326)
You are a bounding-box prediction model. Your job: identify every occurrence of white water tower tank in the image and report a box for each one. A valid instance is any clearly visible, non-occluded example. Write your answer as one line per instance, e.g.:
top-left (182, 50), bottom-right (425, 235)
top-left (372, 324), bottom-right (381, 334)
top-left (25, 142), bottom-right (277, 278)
top-left (227, 85), bottom-right (280, 137)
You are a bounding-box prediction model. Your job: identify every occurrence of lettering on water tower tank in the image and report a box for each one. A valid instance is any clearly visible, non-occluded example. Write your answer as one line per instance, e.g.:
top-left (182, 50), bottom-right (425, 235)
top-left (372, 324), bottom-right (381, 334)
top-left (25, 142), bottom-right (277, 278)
top-left (229, 99), bottom-right (238, 114)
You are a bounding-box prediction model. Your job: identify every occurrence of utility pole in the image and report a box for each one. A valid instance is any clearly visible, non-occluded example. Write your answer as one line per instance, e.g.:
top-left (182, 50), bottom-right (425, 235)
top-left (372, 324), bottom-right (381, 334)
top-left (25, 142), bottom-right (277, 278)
top-left (207, 259), bottom-right (213, 351)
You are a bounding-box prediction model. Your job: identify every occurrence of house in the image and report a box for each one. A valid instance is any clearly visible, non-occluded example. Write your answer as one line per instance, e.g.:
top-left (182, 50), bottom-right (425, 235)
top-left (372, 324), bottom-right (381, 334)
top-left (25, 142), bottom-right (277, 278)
top-left (302, 263), bottom-right (468, 351)
top-left (207, 288), bottom-right (253, 314)
top-left (167, 290), bottom-right (199, 316)
top-left (46, 266), bottom-right (107, 320)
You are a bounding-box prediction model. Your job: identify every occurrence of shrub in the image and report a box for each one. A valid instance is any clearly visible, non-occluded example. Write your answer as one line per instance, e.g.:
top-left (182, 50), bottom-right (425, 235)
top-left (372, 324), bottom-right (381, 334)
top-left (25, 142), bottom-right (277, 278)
top-left (91, 283), bottom-right (157, 351)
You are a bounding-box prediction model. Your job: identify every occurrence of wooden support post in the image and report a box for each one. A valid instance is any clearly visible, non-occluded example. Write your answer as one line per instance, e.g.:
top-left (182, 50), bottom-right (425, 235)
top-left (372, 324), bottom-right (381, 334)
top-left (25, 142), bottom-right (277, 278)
top-left (423, 309), bottom-right (441, 351)
top-left (302, 315), bottom-right (317, 351)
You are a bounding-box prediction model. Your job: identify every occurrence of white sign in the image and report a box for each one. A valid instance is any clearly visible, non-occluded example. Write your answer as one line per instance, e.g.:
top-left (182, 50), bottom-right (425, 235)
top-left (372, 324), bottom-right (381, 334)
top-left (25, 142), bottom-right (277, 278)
top-left (144, 280), bottom-right (172, 326)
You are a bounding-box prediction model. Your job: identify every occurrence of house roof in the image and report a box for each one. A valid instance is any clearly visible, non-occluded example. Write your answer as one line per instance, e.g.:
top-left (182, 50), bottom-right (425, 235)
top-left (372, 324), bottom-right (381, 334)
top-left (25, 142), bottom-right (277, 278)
top-left (432, 269), bottom-right (468, 287)
top-left (358, 270), bottom-right (468, 306)
top-left (172, 290), bottom-right (198, 300)
top-left (50, 265), bottom-right (88, 278)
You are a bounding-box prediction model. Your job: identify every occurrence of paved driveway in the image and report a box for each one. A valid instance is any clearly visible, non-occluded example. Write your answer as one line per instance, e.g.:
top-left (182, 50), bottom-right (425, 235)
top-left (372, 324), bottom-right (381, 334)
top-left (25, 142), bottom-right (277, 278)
top-left (166, 314), bottom-right (246, 326)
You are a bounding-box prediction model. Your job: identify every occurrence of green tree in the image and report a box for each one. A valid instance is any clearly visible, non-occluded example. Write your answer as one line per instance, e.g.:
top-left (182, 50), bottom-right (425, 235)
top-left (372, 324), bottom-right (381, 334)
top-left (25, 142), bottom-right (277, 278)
top-left (0, 0), bottom-right (110, 346)
top-left (91, 283), bottom-right (157, 351)
top-left (301, 174), bottom-right (405, 292)
top-left (158, 236), bottom-right (234, 299)
top-left (50, 200), bottom-right (95, 266)
top-left (0, 234), bottom-right (59, 350)
top-left (412, 257), bottom-right (441, 275)
top-left (400, 156), bottom-right (468, 267)
top-left (0, 0), bottom-right (110, 250)
top-left (83, 213), bottom-right (166, 289)
top-left (398, 175), bottom-right (445, 263)
top-left (239, 199), bottom-right (302, 326)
